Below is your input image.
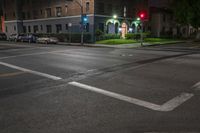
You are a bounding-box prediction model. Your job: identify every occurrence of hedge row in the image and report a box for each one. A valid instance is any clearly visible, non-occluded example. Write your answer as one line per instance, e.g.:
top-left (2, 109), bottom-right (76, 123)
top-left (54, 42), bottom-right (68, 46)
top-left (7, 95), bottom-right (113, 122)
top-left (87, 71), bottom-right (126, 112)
top-left (96, 34), bottom-right (121, 41)
top-left (125, 32), bottom-right (151, 40)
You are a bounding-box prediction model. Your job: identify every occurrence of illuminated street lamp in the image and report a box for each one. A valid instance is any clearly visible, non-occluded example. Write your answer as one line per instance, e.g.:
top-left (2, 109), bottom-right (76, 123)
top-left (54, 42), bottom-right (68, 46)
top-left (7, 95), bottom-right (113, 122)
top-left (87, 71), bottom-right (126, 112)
top-left (136, 17), bottom-right (140, 21)
top-left (113, 15), bottom-right (117, 19)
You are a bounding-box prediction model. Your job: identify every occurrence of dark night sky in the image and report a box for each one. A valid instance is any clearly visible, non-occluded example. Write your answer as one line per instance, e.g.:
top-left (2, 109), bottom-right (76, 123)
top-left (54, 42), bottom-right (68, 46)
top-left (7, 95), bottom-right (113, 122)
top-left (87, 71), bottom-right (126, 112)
top-left (149, 0), bottom-right (172, 7)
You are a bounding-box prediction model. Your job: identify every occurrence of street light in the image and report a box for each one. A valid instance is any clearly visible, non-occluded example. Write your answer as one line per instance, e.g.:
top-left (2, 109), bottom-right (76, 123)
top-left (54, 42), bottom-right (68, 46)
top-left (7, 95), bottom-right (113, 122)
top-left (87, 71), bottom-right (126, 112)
top-left (113, 15), bottom-right (117, 19)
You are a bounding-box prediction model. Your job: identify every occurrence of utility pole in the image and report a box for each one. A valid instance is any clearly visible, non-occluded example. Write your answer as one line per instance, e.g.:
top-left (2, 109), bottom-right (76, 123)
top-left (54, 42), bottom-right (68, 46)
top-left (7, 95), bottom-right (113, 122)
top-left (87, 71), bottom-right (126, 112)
top-left (75, 0), bottom-right (84, 45)
top-left (140, 22), bottom-right (143, 46)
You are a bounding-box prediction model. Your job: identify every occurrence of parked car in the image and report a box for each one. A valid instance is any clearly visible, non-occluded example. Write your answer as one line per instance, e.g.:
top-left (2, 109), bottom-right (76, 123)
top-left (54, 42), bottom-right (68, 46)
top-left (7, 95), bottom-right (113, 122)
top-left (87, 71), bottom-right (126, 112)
top-left (8, 34), bottom-right (23, 42)
top-left (0, 33), bottom-right (7, 41)
top-left (37, 37), bottom-right (59, 44)
top-left (20, 34), bottom-right (38, 43)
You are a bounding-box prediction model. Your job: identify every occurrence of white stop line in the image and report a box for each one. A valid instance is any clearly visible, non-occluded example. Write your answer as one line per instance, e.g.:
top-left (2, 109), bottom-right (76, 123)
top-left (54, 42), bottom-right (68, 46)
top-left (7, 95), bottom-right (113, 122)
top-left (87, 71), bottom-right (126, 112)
top-left (69, 81), bottom-right (194, 112)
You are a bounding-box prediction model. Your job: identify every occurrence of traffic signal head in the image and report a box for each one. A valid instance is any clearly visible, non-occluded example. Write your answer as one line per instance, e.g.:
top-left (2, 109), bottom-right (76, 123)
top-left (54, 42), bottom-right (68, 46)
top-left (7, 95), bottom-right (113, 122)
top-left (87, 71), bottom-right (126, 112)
top-left (140, 13), bottom-right (145, 19)
top-left (81, 14), bottom-right (88, 25)
top-left (138, 10), bottom-right (148, 21)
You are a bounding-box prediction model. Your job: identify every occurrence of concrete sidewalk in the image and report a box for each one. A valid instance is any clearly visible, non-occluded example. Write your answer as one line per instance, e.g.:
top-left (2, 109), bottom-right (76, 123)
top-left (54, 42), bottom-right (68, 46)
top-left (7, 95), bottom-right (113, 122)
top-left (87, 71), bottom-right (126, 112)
top-left (58, 41), bottom-right (186, 49)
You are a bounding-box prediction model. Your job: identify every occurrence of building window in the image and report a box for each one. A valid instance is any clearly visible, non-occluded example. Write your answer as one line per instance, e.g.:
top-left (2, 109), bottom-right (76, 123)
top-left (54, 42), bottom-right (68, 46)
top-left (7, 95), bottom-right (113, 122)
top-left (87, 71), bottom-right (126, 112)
top-left (148, 26), bottom-right (151, 32)
top-left (23, 26), bottom-right (27, 33)
top-left (33, 10), bottom-right (39, 19)
top-left (163, 14), bottom-right (166, 22)
top-left (86, 23), bottom-right (89, 32)
top-left (107, 4), bottom-right (112, 14)
top-left (46, 8), bottom-right (52, 17)
top-left (65, 5), bottom-right (68, 14)
top-left (162, 26), bottom-right (166, 34)
top-left (98, 3), bottom-right (105, 13)
top-left (40, 25), bottom-right (43, 31)
top-left (56, 7), bottom-right (62, 17)
top-left (56, 24), bottom-right (62, 33)
top-left (98, 23), bottom-right (104, 32)
top-left (66, 24), bottom-right (69, 30)
top-left (86, 2), bottom-right (90, 13)
top-left (13, 12), bottom-right (15, 17)
top-left (46, 25), bottom-right (52, 33)
top-left (27, 12), bottom-right (31, 19)
top-left (22, 12), bottom-right (26, 19)
top-left (28, 26), bottom-right (31, 33)
top-left (33, 25), bottom-right (39, 33)
top-left (14, 26), bottom-right (16, 31)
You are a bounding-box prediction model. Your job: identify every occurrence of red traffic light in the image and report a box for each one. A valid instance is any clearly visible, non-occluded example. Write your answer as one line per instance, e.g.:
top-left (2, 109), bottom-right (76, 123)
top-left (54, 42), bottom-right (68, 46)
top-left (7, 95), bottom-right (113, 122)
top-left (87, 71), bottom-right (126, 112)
top-left (140, 13), bottom-right (145, 18)
top-left (138, 10), bottom-right (148, 21)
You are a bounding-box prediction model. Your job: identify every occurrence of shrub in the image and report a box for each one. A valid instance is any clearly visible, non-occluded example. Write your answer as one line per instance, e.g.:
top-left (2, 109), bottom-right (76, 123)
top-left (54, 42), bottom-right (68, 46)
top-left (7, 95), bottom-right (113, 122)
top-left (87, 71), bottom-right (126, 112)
top-left (125, 32), bottom-right (151, 40)
top-left (95, 29), bottom-right (104, 37)
top-left (125, 33), bottom-right (140, 40)
top-left (98, 34), bottom-right (120, 41)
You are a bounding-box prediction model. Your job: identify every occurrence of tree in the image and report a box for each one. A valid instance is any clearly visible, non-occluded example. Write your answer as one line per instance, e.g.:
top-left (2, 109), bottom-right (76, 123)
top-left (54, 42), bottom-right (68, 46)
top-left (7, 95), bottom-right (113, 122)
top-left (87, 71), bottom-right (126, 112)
top-left (173, 0), bottom-right (200, 29)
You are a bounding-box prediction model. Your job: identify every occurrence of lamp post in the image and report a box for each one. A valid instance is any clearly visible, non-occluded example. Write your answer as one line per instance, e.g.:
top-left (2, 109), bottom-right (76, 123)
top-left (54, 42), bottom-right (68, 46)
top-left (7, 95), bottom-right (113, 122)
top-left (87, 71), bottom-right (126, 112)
top-left (75, 0), bottom-right (84, 45)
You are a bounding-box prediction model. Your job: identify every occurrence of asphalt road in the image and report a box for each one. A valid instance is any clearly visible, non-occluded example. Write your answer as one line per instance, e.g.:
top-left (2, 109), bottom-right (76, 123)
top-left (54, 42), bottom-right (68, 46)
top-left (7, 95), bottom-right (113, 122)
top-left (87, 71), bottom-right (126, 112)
top-left (0, 41), bottom-right (200, 133)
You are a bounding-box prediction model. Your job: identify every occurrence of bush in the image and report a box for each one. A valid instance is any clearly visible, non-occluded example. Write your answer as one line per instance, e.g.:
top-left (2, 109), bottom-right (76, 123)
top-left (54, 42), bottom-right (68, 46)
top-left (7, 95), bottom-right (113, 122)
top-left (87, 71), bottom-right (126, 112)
top-left (97, 34), bottom-right (120, 41)
top-left (95, 29), bottom-right (104, 37)
top-left (125, 32), bottom-right (151, 40)
top-left (125, 33), bottom-right (140, 40)
top-left (36, 33), bottom-right (92, 43)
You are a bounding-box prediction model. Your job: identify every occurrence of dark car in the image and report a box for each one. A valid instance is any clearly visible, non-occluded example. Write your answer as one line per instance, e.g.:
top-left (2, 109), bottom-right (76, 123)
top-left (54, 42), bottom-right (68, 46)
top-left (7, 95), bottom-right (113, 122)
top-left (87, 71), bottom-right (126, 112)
top-left (20, 34), bottom-right (38, 43)
top-left (8, 34), bottom-right (23, 42)
top-left (0, 33), bottom-right (7, 41)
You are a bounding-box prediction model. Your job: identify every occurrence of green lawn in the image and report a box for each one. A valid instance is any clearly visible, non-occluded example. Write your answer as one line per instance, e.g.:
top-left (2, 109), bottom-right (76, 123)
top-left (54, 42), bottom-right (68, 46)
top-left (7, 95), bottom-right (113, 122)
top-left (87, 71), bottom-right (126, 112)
top-left (144, 38), bottom-right (179, 43)
top-left (96, 39), bottom-right (138, 45)
top-left (96, 38), bottom-right (181, 45)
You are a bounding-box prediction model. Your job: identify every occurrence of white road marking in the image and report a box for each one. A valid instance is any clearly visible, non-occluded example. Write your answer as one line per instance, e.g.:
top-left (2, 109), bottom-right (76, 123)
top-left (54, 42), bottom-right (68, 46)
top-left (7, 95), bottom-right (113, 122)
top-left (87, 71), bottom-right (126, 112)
top-left (0, 62), bottom-right (62, 80)
top-left (0, 50), bottom-right (69, 60)
top-left (0, 47), bottom-right (39, 52)
top-left (69, 82), bottom-right (194, 112)
top-left (193, 81), bottom-right (200, 90)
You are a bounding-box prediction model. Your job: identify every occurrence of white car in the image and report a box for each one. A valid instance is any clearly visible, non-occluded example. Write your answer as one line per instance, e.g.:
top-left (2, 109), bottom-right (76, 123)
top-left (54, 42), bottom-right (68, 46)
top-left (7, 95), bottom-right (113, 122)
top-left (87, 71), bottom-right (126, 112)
top-left (37, 37), bottom-right (59, 44)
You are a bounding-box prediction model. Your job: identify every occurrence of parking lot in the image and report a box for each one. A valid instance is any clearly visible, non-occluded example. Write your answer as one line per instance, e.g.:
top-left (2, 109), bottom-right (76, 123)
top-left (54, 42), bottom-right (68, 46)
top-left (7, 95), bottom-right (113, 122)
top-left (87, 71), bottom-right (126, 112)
top-left (0, 42), bottom-right (200, 133)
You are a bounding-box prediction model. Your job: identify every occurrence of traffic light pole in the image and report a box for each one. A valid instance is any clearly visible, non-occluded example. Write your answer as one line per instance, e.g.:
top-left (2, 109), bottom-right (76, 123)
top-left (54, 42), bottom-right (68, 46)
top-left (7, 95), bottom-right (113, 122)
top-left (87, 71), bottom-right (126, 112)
top-left (81, 5), bottom-right (84, 45)
top-left (140, 21), bottom-right (143, 46)
top-left (75, 0), bottom-right (84, 45)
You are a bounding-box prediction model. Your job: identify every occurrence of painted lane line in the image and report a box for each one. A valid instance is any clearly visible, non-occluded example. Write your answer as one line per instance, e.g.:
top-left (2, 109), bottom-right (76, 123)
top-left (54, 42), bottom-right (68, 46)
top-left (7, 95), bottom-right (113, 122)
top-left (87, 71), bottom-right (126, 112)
top-left (0, 62), bottom-right (62, 80)
top-left (0, 50), bottom-right (70, 60)
top-left (159, 93), bottom-right (194, 111)
top-left (0, 71), bottom-right (26, 78)
top-left (69, 82), bottom-right (194, 112)
top-left (193, 82), bottom-right (200, 90)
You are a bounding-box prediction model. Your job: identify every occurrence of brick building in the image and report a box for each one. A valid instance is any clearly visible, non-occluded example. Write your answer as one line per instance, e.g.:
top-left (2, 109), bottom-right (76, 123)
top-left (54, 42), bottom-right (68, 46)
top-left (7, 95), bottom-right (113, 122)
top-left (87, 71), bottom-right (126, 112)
top-left (1, 0), bottom-right (148, 41)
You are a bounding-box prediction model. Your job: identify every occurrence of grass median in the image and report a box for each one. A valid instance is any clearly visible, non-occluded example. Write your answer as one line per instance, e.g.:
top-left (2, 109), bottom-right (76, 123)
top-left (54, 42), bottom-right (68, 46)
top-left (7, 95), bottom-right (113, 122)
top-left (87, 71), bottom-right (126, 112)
top-left (96, 39), bottom-right (138, 45)
top-left (96, 38), bottom-right (182, 45)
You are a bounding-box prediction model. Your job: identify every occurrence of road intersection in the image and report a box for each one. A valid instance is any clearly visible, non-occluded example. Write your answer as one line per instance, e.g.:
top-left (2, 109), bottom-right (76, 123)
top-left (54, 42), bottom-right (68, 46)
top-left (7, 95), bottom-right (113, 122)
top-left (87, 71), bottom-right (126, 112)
top-left (0, 42), bottom-right (200, 132)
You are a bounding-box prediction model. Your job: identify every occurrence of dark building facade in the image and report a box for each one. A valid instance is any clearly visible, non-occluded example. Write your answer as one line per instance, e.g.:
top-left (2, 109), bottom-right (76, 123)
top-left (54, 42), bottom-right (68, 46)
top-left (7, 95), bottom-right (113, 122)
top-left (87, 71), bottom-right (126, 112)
top-left (0, 0), bottom-right (3, 32)
top-left (2, 0), bottom-right (148, 40)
